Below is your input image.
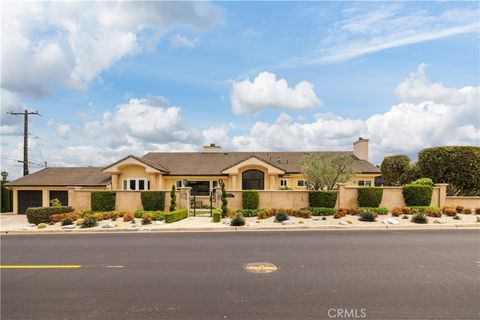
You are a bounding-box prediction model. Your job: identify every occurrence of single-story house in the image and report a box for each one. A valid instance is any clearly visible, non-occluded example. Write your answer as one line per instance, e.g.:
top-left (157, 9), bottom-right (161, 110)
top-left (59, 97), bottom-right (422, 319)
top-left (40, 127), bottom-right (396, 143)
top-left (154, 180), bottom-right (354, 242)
top-left (6, 138), bottom-right (380, 214)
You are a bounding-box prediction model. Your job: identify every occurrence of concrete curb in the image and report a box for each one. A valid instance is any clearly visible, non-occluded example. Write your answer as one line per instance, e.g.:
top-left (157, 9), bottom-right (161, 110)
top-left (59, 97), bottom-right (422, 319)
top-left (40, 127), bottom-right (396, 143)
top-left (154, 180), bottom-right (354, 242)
top-left (2, 223), bottom-right (479, 235)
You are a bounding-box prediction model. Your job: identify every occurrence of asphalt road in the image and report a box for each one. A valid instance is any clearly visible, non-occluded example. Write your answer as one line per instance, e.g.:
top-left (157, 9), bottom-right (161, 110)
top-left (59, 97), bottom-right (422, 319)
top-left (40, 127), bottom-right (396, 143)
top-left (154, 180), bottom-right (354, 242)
top-left (1, 230), bottom-right (479, 320)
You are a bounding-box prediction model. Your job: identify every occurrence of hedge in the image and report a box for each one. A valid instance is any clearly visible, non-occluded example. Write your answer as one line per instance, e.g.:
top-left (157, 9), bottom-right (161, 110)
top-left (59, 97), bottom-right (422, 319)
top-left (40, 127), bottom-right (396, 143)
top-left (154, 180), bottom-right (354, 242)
top-left (308, 191), bottom-right (338, 208)
top-left (406, 206), bottom-right (440, 214)
top-left (242, 190), bottom-right (259, 209)
top-left (380, 155), bottom-right (411, 186)
top-left (26, 206), bottom-right (74, 225)
top-left (164, 209), bottom-right (188, 223)
top-left (213, 209), bottom-right (221, 223)
top-left (1, 180), bottom-right (12, 212)
top-left (304, 207), bottom-right (336, 216)
top-left (141, 191), bottom-right (165, 211)
top-left (359, 207), bottom-right (389, 215)
top-left (91, 191), bottom-right (116, 211)
top-left (357, 187), bottom-right (383, 207)
top-left (403, 184), bottom-right (433, 206)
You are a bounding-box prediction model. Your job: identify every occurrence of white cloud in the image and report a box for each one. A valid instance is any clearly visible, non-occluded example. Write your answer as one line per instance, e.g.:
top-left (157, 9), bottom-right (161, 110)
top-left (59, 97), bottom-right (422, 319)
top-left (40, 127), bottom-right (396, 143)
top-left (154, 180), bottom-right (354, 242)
top-left (170, 34), bottom-right (198, 48)
top-left (83, 121), bottom-right (103, 139)
top-left (47, 119), bottom-right (71, 139)
top-left (231, 72), bottom-right (321, 115)
top-left (1, 1), bottom-right (224, 97)
top-left (281, 5), bottom-right (480, 67)
top-left (0, 90), bottom-right (24, 135)
top-left (231, 65), bottom-right (480, 162)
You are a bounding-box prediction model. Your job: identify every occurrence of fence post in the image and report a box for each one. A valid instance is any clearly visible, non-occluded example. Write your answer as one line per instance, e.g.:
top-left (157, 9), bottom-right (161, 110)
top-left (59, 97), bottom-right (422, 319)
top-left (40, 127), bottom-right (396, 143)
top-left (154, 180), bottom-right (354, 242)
top-left (435, 183), bottom-right (448, 208)
top-left (178, 187), bottom-right (191, 212)
top-left (337, 183), bottom-right (346, 209)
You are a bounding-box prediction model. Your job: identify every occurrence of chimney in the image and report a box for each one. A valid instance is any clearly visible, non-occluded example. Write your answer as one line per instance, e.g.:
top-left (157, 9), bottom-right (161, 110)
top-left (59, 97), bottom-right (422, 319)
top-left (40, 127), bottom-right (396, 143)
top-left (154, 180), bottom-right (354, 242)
top-left (353, 137), bottom-right (369, 161)
top-left (203, 143), bottom-right (223, 153)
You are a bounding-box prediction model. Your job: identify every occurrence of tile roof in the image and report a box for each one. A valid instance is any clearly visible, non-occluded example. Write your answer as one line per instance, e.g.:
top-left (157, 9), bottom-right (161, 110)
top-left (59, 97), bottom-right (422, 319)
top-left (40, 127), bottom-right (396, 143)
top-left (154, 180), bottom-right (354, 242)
top-left (5, 167), bottom-right (111, 187)
top-left (143, 151), bottom-right (380, 175)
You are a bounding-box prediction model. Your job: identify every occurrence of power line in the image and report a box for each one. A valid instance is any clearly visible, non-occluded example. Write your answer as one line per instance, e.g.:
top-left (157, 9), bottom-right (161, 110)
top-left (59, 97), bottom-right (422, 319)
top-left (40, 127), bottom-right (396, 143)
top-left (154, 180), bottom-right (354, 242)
top-left (7, 110), bottom-right (41, 176)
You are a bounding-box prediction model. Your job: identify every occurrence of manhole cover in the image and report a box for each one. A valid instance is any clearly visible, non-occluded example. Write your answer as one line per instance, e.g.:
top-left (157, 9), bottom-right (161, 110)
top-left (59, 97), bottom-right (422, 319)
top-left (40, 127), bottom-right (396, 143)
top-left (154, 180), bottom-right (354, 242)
top-left (244, 262), bottom-right (277, 273)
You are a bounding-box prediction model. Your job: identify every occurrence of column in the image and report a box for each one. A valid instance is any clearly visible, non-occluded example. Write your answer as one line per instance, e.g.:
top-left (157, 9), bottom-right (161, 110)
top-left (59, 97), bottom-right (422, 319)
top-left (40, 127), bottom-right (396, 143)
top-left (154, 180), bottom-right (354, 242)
top-left (178, 187), bottom-right (191, 211)
top-left (337, 183), bottom-right (346, 209)
top-left (149, 173), bottom-right (157, 190)
top-left (111, 173), bottom-right (119, 190)
top-left (42, 189), bottom-right (49, 207)
top-left (435, 183), bottom-right (448, 208)
top-left (231, 175), bottom-right (237, 190)
top-left (12, 189), bottom-right (18, 214)
top-left (269, 175), bottom-right (276, 190)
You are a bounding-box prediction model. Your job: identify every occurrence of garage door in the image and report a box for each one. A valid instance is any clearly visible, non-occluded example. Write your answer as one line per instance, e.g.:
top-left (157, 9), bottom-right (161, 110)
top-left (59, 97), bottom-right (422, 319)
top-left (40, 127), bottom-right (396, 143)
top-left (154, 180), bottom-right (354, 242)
top-left (49, 191), bottom-right (68, 206)
top-left (18, 191), bottom-right (43, 214)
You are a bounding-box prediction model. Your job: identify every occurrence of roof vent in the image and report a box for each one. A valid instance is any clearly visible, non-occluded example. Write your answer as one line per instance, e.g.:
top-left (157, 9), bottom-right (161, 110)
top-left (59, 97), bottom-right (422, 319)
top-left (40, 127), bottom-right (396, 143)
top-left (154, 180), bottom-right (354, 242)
top-left (203, 143), bottom-right (223, 153)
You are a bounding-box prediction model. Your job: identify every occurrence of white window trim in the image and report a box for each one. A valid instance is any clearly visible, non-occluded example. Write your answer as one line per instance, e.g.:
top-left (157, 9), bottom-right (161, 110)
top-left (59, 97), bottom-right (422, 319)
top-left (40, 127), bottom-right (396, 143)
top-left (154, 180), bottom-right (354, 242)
top-left (297, 179), bottom-right (306, 187)
top-left (124, 178), bottom-right (148, 191)
top-left (280, 179), bottom-right (288, 187)
top-left (358, 180), bottom-right (372, 187)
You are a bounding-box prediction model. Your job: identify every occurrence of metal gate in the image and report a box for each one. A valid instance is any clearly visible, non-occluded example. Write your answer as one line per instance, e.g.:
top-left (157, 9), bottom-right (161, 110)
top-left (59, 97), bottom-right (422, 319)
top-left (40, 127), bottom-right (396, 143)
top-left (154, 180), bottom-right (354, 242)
top-left (190, 185), bottom-right (216, 217)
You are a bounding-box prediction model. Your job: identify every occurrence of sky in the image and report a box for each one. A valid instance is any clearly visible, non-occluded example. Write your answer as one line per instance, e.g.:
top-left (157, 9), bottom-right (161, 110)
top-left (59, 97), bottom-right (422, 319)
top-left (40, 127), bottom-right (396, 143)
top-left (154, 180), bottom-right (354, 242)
top-left (1, 0), bottom-right (479, 179)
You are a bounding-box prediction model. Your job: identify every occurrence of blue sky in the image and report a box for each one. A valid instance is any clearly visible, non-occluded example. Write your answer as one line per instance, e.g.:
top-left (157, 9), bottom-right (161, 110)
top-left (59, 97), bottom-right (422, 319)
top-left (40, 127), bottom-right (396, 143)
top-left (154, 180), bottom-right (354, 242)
top-left (1, 1), bottom-right (479, 179)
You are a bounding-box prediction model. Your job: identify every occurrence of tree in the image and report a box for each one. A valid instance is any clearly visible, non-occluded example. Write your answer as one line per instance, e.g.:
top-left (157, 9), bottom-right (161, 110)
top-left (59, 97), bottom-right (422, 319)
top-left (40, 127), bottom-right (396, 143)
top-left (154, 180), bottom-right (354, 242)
top-left (380, 155), bottom-right (411, 186)
top-left (300, 154), bottom-right (354, 190)
top-left (1, 171), bottom-right (11, 212)
top-left (169, 185), bottom-right (176, 211)
top-left (417, 146), bottom-right (480, 194)
top-left (221, 182), bottom-right (228, 218)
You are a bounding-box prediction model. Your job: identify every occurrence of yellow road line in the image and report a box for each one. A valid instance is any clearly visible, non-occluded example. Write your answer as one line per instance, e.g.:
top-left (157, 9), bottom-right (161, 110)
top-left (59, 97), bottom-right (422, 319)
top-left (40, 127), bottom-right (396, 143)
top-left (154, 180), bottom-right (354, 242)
top-left (0, 265), bottom-right (81, 269)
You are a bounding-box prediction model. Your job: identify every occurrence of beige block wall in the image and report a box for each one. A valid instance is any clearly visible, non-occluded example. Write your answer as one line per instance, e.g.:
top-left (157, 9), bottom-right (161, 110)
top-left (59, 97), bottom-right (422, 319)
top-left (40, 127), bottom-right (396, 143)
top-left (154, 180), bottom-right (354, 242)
top-left (115, 191), bottom-right (143, 211)
top-left (223, 190), bottom-right (309, 210)
top-left (445, 197), bottom-right (480, 208)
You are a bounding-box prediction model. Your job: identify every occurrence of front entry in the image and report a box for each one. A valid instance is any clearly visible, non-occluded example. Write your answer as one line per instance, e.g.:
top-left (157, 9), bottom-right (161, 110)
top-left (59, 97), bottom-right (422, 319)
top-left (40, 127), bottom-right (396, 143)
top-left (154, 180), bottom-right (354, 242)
top-left (242, 169), bottom-right (264, 190)
top-left (17, 190), bottom-right (42, 214)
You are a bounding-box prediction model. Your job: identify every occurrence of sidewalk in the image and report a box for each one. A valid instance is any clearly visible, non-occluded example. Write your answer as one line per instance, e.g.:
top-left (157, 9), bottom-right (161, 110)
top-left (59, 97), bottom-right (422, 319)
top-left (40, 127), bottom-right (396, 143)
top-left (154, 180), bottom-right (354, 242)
top-left (1, 214), bottom-right (479, 234)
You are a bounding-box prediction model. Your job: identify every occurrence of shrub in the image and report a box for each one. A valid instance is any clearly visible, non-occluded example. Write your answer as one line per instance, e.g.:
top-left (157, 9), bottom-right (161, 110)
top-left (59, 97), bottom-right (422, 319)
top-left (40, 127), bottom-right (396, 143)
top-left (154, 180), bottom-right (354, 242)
top-left (81, 217), bottom-right (97, 228)
top-left (141, 191), bottom-right (165, 211)
top-left (242, 190), bottom-right (259, 209)
top-left (475, 208), bottom-right (480, 215)
top-left (91, 191), bottom-right (116, 211)
top-left (123, 212), bottom-right (134, 222)
top-left (391, 207), bottom-right (402, 217)
top-left (37, 223), bottom-right (47, 229)
top-left (359, 207), bottom-right (389, 215)
top-left (240, 209), bottom-right (258, 217)
top-left (26, 206), bottom-right (74, 225)
top-left (402, 215), bottom-right (409, 219)
top-left (453, 215), bottom-right (461, 220)
top-left (257, 208), bottom-right (311, 219)
top-left (65, 212), bottom-right (80, 221)
top-left (221, 182), bottom-right (228, 218)
top-left (49, 213), bottom-right (66, 223)
top-left (92, 212), bottom-right (104, 221)
top-left (403, 184), bottom-right (433, 206)
top-left (455, 206), bottom-right (464, 213)
top-left (308, 207), bottom-right (336, 216)
top-left (164, 209), bottom-right (188, 223)
top-left (359, 211), bottom-right (377, 222)
top-left (463, 208), bottom-right (472, 214)
top-left (134, 210), bottom-right (144, 219)
top-left (151, 212), bottom-right (164, 221)
top-left (413, 178), bottom-right (434, 186)
top-left (275, 212), bottom-right (289, 222)
top-left (230, 215), bottom-right (246, 226)
top-left (308, 191), bottom-right (337, 208)
top-left (213, 210), bottom-right (221, 223)
top-left (141, 214), bottom-right (152, 225)
top-left (102, 212), bottom-right (112, 220)
top-left (349, 208), bottom-right (361, 215)
top-left (321, 216), bottom-right (327, 220)
top-left (76, 219), bottom-right (85, 226)
top-left (444, 208), bottom-right (457, 217)
top-left (425, 207), bottom-right (441, 217)
top-left (401, 207), bottom-right (411, 215)
top-left (417, 146), bottom-right (480, 194)
top-left (50, 198), bottom-right (62, 206)
top-left (61, 217), bottom-right (73, 226)
top-left (169, 185), bottom-right (176, 211)
top-left (411, 213), bottom-right (428, 224)
top-left (357, 187), bottom-right (383, 207)
top-left (80, 209), bottom-right (93, 216)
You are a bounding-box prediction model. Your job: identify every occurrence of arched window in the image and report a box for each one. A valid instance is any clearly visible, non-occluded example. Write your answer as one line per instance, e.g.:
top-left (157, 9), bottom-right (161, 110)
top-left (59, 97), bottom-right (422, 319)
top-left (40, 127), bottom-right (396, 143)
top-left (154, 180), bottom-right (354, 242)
top-left (242, 169), bottom-right (264, 190)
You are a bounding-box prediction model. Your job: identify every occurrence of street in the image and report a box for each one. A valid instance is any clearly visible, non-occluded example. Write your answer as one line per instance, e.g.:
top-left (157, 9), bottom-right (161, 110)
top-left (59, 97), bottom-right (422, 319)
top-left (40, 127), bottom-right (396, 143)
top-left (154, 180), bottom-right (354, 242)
top-left (1, 230), bottom-right (479, 320)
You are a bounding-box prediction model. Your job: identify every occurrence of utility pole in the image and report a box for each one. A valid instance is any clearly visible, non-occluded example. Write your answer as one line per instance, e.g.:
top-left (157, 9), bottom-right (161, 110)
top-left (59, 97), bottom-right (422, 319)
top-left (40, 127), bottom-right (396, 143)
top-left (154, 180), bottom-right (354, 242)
top-left (7, 110), bottom-right (40, 176)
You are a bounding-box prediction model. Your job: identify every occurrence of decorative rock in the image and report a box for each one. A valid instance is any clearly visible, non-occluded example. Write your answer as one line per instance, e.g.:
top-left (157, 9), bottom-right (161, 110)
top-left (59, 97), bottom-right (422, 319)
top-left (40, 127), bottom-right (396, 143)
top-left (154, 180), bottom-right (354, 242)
top-left (154, 221), bottom-right (164, 225)
top-left (282, 220), bottom-right (295, 225)
top-left (312, 217), bottom-right (321, 221)
top-left (28, 223), bottom-right (36, 227)
top-left (339, 221), bottom-right (349, 225)
top-left (222, 220), bottom-right (230, 225)
top-left (102, 223), bottom-right (115, 228)
top-left (61, 225), bottom-right (75, 229)
top-left (433, 219), bottom-right (447, 224)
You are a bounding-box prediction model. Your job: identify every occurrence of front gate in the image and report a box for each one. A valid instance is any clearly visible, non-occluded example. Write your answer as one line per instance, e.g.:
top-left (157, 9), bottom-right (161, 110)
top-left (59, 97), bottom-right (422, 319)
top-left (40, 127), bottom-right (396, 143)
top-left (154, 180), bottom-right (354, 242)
top-left (190, 185), bottom-right (216, 217)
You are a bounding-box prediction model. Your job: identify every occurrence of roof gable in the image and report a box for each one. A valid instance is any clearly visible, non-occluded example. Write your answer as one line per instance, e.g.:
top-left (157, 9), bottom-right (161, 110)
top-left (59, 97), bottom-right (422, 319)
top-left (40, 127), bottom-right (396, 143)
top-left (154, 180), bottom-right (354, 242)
top-left (102, 155), bottom-right (168, 174)
top-left (221, 156), bottom-right (285, 174)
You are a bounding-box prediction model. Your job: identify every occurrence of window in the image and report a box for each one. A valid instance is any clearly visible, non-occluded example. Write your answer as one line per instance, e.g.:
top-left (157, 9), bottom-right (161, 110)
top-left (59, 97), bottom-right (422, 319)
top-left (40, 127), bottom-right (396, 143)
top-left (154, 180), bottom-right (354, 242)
top-left (280, 179), bottom-right (287, 187)
top-left (176, 180), bottom-right (183, 189)
top-left (124, 178), bottom-right (148, 190)
top-left (358, 180), bottom-right (372, 187)
top-left (297, 180), bottom-right (306, 187)
top-left (242, 169), bottom-right (264, 190)
top-left (212, 180), bottom-right (218, 188)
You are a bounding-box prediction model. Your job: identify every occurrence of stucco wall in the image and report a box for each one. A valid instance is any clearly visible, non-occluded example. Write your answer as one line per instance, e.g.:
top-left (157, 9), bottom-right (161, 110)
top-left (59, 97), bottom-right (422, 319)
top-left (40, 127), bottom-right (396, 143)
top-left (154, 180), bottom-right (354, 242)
top-left (445, 197), bottom-right (480, 208)
top-left (223, 190), bottom-right (309, 210)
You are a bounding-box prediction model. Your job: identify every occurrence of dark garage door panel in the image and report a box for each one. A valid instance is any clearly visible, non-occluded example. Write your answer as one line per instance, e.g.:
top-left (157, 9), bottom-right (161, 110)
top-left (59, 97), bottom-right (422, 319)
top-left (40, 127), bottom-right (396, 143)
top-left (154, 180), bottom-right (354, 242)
top-left (49, 191), bottom-right (68, 206)
top-left (18, 191), bottom-right (43, 214)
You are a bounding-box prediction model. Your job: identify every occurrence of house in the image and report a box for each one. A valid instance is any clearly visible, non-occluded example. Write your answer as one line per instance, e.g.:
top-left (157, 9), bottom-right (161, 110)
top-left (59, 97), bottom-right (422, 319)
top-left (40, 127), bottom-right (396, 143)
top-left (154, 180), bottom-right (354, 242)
top-left (6, 138), bottom-right (380, 214)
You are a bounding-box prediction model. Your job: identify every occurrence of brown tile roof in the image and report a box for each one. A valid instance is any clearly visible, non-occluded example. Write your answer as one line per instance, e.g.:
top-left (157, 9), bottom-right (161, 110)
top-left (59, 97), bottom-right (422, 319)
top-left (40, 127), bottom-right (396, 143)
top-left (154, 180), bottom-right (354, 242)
top-left (142, 151), bottom-right (381, 175)
top-left (102, 155), bottom-right (169, 173)
top-left (5, 167), bottom-right (111, 187)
